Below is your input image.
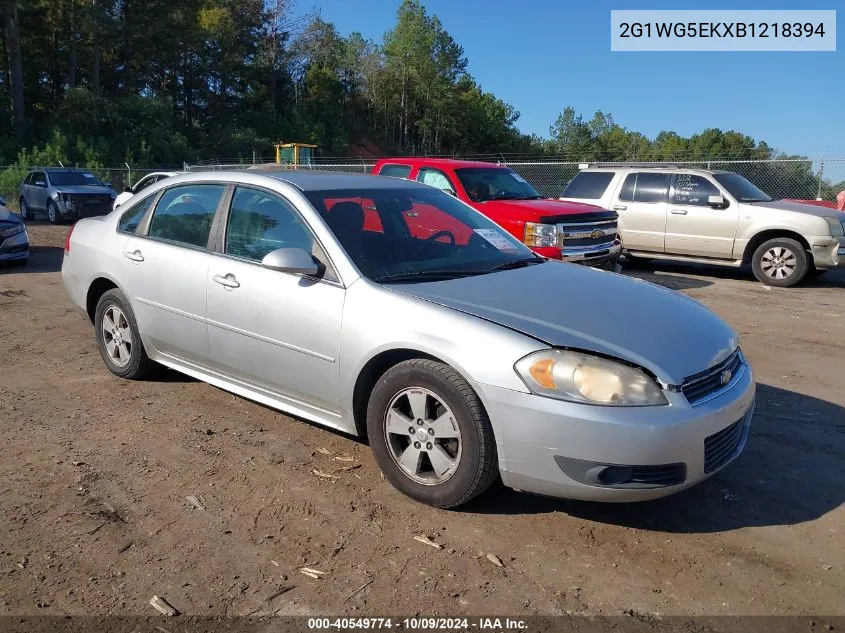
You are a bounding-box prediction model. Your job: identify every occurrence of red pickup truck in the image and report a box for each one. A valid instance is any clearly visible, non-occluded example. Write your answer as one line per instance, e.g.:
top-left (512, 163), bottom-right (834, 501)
top-left (371, 158), bottom-right (621, 267)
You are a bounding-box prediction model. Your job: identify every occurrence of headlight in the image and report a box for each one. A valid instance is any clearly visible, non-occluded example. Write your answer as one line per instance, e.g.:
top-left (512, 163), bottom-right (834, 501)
top-left (515, 349), bottom-right (668, 406)
top-left (824, 217), bottom-right (845, 236)
top-left (0, 224), bottom-right (25, 238)
top-left (524, 222), bottom-right (559, 248)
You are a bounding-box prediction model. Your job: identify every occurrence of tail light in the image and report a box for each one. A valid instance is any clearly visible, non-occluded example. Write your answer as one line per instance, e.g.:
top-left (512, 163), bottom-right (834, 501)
top-left (64, 223), bottom-right (76, 253)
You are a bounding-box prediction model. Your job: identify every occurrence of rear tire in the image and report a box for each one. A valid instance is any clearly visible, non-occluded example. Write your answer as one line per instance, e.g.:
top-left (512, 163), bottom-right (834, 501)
top-left (751, 238), bottom-right (808, 287)
top-left (94, 289), bottom-right (153, 379)
top-left (366, 359), bottom-right (498, 509)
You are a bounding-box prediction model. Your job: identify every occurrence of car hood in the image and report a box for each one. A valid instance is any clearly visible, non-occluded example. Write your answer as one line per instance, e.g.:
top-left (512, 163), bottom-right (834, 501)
top-left (52, 186), bottom-right (116, 196)
top-left (746, 199), bottom-right (845, 220)
top-left (482, 198), bottom-right (608, 218)
top-left (387, 263), bottom-right (738, 385)
top-left (0, 208), bottom-right (22, 224)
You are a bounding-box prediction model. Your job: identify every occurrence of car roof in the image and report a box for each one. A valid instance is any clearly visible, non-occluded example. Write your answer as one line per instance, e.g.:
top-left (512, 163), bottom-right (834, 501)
top-left (581, 165), bottom-right (717, 175)
top-left (258, 169), bottom-right (430, 192)
top-left (375, 157), bottom-right (512, 170)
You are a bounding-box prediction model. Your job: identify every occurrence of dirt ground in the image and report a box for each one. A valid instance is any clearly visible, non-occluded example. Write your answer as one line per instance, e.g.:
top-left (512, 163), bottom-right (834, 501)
top-left (0, 224), bottom-right (843, 619)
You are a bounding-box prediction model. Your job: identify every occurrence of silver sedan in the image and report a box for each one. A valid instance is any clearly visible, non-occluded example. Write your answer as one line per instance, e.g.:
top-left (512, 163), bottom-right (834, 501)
top-left (61, 170), bottom-right (755, 508)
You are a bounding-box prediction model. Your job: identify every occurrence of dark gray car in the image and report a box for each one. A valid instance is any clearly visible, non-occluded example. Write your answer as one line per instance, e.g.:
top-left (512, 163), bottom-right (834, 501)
top-left (20, 168), bottom-right (117, 224)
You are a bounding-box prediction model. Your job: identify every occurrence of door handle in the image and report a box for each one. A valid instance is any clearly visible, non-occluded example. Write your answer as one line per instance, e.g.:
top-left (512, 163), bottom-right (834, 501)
top-left (612, 204), bottom-right (627, 211)
top-left (123, 249), bottom-right (144, 262)
top-left (670, 209), bottom-right (688, 215)
top-left (213, 273), bottom-right (240, 289)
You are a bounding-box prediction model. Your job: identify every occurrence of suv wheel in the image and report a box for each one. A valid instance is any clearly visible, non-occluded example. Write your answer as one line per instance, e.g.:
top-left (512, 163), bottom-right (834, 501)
top-left (751, 238), bottom-right (808, 287)
top-left (19, 198), bottom-right (32, 220)
top-left (366, 359), bottom-right (498, 509)
top-left (47, 199), bottom-right (59, 224)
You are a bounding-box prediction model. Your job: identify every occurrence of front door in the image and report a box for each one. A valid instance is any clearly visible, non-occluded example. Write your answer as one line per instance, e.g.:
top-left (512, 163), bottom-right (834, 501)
top-left (664, 174), bottom-right (739, 258)
top-left (121, 183), bottom-right (227, 368)
top-left (612, 172), bottom-right (670, 253)
top-left (206, 186), bottom-right (344, 414)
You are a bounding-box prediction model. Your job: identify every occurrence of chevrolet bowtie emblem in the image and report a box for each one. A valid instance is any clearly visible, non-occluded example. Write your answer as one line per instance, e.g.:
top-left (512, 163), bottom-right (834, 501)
top-left (720, 369), bottom-right (732, 386)
top-left (590, 230), bottom-right (604, 239)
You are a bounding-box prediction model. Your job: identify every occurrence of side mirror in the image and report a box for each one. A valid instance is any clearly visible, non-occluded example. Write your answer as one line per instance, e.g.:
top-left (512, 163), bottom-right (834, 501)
top-left (0, 196), bottom-right (6, 207)
top-left (124, 186), bottom-right (133, 193)
top-left (708, 194), bottom-right (726, 208)
top-left (445, 189), bottom-right (457, 197)
top-left (261, 247), bottom-right (319, 276)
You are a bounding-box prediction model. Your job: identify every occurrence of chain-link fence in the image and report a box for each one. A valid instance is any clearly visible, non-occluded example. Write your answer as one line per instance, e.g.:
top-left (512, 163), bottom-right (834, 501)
top-left (3, 158), bottom-right (844, 211)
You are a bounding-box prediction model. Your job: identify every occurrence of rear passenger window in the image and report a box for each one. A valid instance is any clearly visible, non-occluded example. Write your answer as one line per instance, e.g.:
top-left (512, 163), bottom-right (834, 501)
top-left (619, 173), bottom-right (670, 203)
top-left (378, 164), bottom-right (412, 179)
top-left (118, 195), bottom-right (156, 234)
top-left (562, 172), bottom-right (615, 199)
top-left (147, 184), bottom-right (225, 248)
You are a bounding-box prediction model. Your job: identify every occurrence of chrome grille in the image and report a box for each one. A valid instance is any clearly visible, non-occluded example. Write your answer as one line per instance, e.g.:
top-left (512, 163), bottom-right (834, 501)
top-left (704, 418), bottom-right (745, 473)
top-left (557, 219), bottom-right (618, 250)
top-left (681, 350), bottom-right (743, 405)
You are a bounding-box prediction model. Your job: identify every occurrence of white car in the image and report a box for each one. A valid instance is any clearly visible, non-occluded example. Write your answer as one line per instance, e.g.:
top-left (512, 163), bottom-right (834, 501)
top-left (113, 172), bottom-right (180, 210)
top-left (561, 165), bottom-right (845, 287)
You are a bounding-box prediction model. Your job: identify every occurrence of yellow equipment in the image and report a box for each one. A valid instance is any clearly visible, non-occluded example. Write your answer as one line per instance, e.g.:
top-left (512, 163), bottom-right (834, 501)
top-left (274, 142), bottom-right (317, 166)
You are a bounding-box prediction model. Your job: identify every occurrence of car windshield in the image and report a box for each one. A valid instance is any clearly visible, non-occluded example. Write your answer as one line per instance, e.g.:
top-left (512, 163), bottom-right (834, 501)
top-left (305, 187), bottom-right (543, 283)
top-left (454, 168), bottom-right (543, 202)
top-left (47, 171), bottom-right (92, 186)
top-left (81, 173), bottom-right (105, 186)
top-left (713, 173), bottom-right (773, 202)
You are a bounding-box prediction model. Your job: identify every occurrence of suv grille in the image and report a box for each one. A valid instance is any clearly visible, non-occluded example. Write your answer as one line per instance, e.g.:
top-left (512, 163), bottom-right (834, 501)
top-left (704, 418), bottom-right (745, 473)
top-left (557, 219), bottom-right (618, 250)
top-left (681, 349), bottom-right (743, 405)
top-left (70, 194), bottom-right (113, 217)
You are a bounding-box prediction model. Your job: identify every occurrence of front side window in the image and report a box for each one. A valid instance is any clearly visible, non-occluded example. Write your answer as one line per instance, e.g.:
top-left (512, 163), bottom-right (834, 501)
top-left (118, 194), bottom-right (157, 234)
top-left (619, 172), bottom-right (670, 203)
top-left (562, 172), bottom-right (615, 199)
top-left (712, 173), bottom-right (772, 202)
top-left (306, 186), bottom-right (539, 283)
top-left (378, 164), bottom-right (412, 179)
top-left (417, 168), bottom-right (456, 194)
top-left (23, 173), bottom-right (33, 186)
top-left (147, 184), bottom-right (225, 248)
top-left (454, 168), bottom-right (543, 202)
top-left (672, 174), bottom-right (721, 206)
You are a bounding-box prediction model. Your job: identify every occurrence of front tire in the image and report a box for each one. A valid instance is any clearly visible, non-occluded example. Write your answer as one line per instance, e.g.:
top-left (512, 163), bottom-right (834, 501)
top-left (751, 238), bottom-right (808, 287)
top-left (366, 359), bottom-right (498, 509)
top-left (94, 289), bottom-right (153, 379)
top-left (47, 199), bottom-right (59, 225)
top-left (19, 198), bottom-right (32, 220)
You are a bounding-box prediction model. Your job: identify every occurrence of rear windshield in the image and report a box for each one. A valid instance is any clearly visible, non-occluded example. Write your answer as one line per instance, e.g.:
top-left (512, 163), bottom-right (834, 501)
top-left (561, 172), bottom-right (615, 199)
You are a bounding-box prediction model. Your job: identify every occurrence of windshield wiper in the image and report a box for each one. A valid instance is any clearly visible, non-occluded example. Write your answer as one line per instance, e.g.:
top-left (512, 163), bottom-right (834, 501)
top-left (483, 257), bottom-right (546, 272)
top-left (375, 270), bottom-right (485, 283)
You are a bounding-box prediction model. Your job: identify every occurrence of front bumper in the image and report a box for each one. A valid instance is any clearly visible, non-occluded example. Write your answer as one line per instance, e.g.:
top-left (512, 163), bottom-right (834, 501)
top-left (809, 235), bottom-right (845, 269)
top-left (0, 229), bottom-right (29, 261)
top-left (560, 240), bottom-right (622, 266)
top-left (478, 360), bottom-right (755, 502)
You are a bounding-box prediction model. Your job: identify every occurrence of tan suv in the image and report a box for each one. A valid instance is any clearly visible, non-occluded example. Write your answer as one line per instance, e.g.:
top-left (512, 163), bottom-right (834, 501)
top-left (561, 165), bottom-right (845, 287)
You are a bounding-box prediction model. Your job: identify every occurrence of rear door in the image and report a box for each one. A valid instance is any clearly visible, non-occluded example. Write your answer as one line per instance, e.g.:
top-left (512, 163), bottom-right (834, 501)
top-left (664, 174), bottom-right (738, 258)
top-left (121, 183), bottom-right (226, 368)
top-left (611, 172), bottom-right (670, 253)
top-left (33, 171), bottom-right (49, 210)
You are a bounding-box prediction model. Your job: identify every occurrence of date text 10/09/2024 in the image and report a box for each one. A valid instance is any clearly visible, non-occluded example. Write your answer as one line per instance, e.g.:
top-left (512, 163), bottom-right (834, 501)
top-left (307, 618), bottom-right (528, 631)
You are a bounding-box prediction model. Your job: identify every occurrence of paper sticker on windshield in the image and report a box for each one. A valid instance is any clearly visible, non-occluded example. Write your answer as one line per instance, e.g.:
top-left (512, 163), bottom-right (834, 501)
top-left (474, 229), bottom-right (517, 250)
top-left (511, 173), bottom-right (528, 183)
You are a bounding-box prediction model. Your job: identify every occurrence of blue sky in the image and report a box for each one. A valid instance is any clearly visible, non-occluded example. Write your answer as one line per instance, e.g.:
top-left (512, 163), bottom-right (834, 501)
top-left (310, 0), bottom-right (843, 171)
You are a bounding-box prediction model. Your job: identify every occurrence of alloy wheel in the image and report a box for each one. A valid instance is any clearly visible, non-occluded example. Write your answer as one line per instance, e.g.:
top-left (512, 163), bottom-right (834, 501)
top-left (101, 305), bottom-right (133, 368)
top-left (384, 387), bottom-right (462, 485)
top-left (760, 246), bottom-right (797, 280)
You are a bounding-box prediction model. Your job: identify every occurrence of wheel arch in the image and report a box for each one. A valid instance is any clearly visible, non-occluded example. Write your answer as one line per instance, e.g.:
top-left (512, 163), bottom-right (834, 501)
top-left (350, 347), bottom-right (483, 439)
top-left (742, 229), bottom-right (810, 264)
top-left (85, 275), bottom-right (124, 323)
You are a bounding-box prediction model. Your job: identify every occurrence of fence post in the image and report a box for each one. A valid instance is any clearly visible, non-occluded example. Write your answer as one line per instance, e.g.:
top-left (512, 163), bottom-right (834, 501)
top-left (816, 159), bottom-right (825, 200)
top-left (124, 162), bottom-right (131, 188)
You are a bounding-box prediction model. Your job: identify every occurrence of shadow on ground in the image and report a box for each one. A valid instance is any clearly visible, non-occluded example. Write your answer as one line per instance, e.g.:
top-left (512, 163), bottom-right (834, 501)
top-left (0, 245), bottom-right (64, 274)
top-left (467, 383), bottom-right (844, 533)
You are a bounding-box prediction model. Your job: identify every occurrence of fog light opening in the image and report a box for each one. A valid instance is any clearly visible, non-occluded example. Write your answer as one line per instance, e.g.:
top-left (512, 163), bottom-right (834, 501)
top-left (597, 466), bottom-right (634, 486)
